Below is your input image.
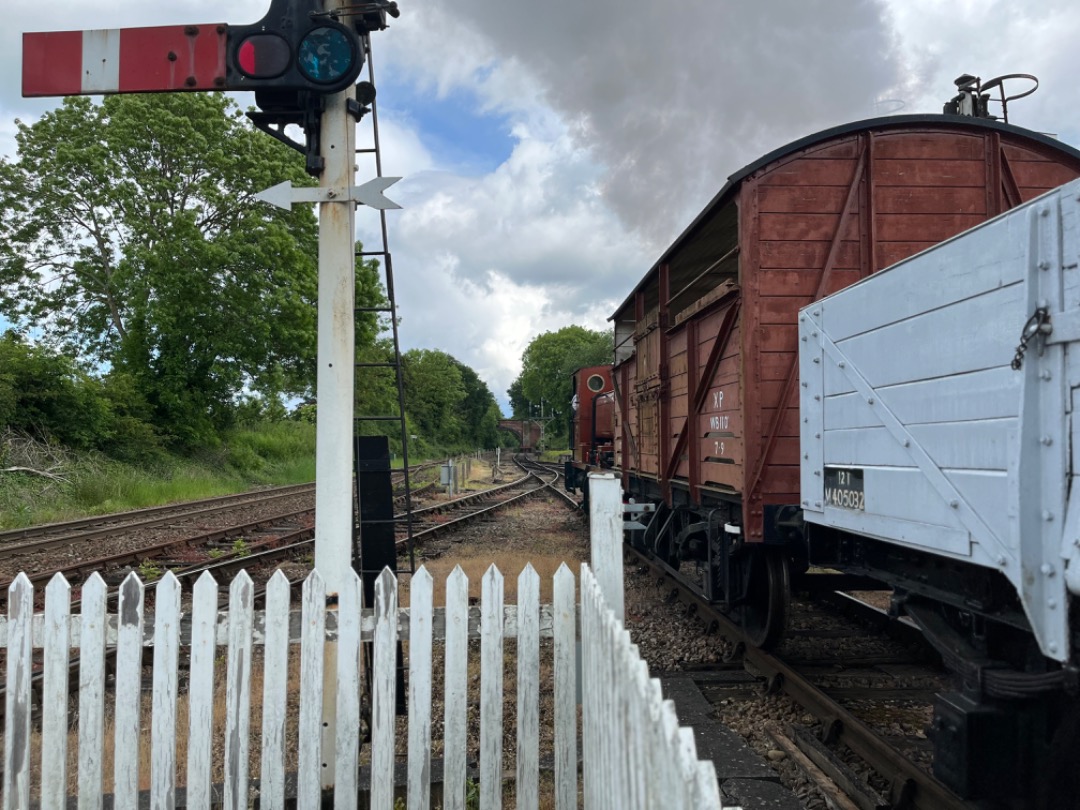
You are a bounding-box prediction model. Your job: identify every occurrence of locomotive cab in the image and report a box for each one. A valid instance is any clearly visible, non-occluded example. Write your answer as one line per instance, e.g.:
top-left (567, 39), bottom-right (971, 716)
top-left (564, 365), bottom-right (615, 500)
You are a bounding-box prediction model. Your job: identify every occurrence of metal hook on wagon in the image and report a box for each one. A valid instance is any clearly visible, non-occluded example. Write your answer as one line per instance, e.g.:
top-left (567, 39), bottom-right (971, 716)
top-left (1011, 306), bottom-right (1051, 370)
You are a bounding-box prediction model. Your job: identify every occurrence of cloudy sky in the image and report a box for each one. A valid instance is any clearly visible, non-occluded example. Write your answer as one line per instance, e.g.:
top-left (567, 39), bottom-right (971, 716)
top-left (4, 0), bottom-right (1080, 412)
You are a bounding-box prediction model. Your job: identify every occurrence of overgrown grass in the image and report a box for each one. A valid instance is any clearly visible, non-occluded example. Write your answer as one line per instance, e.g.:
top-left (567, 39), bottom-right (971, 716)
top-left (0, 421), bottom-right (316, 529)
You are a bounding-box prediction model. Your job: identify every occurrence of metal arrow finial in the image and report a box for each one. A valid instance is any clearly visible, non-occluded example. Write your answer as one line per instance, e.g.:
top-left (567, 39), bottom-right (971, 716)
top-left (353, 176), bottom-right (403, 210)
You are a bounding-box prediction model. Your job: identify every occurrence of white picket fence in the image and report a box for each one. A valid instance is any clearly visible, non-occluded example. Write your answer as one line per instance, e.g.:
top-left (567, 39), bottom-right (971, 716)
top-left (0, 563), bottom-right (729, 809)
top-left (579, 568), bottom-right (725, 810)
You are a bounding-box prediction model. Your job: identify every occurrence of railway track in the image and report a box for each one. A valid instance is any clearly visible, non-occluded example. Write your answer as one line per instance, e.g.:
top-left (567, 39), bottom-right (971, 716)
top-left (0, 461), bottom-right (445, 593)
top-left (628, 546), bottom-right (974, 810)
top-left (0, 455), bottom-right (570, 727)
top-left (0, 460), bottom-right (441, 549)
top-left (0, 483), bottom-right (317, 553)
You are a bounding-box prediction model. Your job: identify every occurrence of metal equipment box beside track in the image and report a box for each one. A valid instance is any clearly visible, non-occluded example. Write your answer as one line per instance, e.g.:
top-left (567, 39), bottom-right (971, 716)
top-left (799, 176), bottom-right (1080, 662)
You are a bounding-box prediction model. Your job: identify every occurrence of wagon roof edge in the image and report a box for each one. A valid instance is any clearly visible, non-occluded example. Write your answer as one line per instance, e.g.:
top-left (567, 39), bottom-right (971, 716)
top-left (608, 113), bottom-right (1080, 322)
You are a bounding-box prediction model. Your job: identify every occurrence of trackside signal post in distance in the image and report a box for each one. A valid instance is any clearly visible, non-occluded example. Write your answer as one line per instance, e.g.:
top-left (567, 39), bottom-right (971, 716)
top-left (22, 0), bottom-right (401, 792)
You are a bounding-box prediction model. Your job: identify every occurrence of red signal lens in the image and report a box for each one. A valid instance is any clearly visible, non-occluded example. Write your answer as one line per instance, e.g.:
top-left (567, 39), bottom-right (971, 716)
top-left (237, 34), bottom-right (290, 79)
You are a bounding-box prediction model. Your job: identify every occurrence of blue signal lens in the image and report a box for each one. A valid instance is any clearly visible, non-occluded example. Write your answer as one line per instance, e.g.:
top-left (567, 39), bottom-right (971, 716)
top-left (298, 26), bottom-right (356, 84)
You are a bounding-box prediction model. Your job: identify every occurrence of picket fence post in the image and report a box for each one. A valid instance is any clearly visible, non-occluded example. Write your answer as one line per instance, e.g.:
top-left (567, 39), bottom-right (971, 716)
top-left (371, 568), bottom-right (398, 810)
top-left (479, 565), bottom-right (505, 810)
top-left (442, 566), bottom-right (469, 810)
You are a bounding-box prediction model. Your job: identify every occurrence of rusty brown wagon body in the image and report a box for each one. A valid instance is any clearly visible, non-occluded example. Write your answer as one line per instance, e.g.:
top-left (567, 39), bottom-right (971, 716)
top-left (608, 115), bottom-right (1080, 643)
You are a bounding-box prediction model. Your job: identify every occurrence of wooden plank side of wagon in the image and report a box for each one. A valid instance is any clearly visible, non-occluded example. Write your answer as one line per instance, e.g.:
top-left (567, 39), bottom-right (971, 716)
top-left (742, 136), bottom-right (867, 540)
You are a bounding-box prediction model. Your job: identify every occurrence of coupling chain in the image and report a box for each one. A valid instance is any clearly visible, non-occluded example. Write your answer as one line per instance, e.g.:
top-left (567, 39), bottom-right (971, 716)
top-left (1011, 307), bottom-right (1051, 370)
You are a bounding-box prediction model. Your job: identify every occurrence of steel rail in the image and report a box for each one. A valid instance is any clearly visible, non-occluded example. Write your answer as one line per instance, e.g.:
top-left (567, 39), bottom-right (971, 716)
top-left (626, 546), bottom-right (978, 810)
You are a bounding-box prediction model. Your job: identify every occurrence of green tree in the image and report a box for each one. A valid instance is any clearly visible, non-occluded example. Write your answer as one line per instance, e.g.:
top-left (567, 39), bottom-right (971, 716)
top-left (507, 378), bottom-right (529, 419)
top-left (450, 359), bottom-right (501, 447)
top-left (402, 349), bottom-right (467, 445)
top-left (0, 93), bottom-right (380, 447)
top-left (511, 326), bottom-right (611, 441)
top-left (0, 333), bottom-right (163, 462)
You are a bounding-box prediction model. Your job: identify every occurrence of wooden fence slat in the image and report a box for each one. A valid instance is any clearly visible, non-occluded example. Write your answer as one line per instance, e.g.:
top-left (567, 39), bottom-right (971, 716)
top-left (552, 565), bottom-right (576, 810)
top-left (620, 640), bottom-right (636, 810)
top-left (609, 624), bottom-right (624, 810)
top-left (598, 605), bottom-right (615, 809)
top-left (516, 564), bottom-right (540, 810)
top-left (442, 566), bottom-right (469, 810)
top-left (649, 677), bottom-right (667, 809)
top-left (260, 571), bottom-right (291, 810)
top-left (114, 572), bottom-right (145, 810)
top-left (42, 574), bottom-right (71, 810)
top-left (677, 727), bottom-right (700, 807)
top-left (628, 655), bottom-right (650, 810)
top-left (371, 568), bottom-right (399, 810)
top-left (150, 572), bottom-right (181, 810)
top-left (78, 574), bottom-right (108, 810)
top-left (3, 574), bottom-right (33, 810)
top-left (648, 681), bottom-right (668, 809)
top-left (333, 569), bottom-right (362, 810)
top-left (297, 570), bottom-right (327, 810)
top-left (660, 700), bottom-right (686, 810)
top-left (186, 572), bottom-right (219, 808)
top-left (407, 566), bottom-right (433, 810)
top-left (694, 760), bottom-right (722, 810)
top-left (479, 565), bottom-right (505, 810)
top-left (580, 567), bottom-right (596, 810)
top-left (224, 572), bottom-right (254, 810)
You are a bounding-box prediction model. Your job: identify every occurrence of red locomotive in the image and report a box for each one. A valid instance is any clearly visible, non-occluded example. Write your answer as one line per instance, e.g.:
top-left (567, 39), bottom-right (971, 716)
top-left (570, 365), bottom-right (614, 465)
top-left (563, 365), bottom-right (614, 493)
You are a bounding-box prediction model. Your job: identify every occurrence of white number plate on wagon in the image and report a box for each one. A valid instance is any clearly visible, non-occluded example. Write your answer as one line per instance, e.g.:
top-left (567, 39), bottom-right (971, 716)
top-left (824, 467), bottom-right (864, 511)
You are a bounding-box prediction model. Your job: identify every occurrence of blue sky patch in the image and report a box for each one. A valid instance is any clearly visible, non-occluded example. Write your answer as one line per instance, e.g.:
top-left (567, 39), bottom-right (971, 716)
top-left (380, 75), bottom-right (515, 174)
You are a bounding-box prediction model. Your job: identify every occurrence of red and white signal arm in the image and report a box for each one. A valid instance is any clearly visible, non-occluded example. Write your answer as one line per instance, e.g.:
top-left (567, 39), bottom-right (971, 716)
top-left (23, 25), bottom-right (226, 97)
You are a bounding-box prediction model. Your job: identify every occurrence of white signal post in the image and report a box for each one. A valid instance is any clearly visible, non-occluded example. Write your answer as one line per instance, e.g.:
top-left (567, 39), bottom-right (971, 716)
top-left (315, 16), bottom-right (358, 786)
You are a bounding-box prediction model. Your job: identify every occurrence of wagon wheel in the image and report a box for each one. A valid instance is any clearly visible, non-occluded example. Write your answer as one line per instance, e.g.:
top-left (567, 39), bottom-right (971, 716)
top-left (738, 550), bottom-right (789, 649)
